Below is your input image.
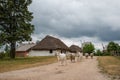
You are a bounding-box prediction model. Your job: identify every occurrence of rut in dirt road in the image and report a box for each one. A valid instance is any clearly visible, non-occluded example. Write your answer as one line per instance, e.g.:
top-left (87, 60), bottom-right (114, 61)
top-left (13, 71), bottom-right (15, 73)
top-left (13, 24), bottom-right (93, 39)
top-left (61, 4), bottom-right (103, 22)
top-left (0, 57), bottom-right (110, 80)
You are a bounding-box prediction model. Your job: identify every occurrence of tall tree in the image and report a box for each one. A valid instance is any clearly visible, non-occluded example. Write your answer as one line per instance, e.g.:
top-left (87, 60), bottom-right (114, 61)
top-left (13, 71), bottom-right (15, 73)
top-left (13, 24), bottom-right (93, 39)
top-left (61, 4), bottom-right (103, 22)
top-left (0, 0), bottom-right (34, 59)
top-left (107, 41), bottom-right (119, 56)
top-left (117, 46), bottom-right (120, 56)
top-left (83, 42), bottom-right (95, 54)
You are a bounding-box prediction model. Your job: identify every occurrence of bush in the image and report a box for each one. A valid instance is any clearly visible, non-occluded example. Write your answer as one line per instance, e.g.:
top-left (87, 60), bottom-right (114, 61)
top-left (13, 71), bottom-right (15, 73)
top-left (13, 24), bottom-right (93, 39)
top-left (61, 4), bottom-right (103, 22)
top-left (0, 52), bottom-right (5, 59)
top-left (4, 51), bottom-right (10, 57)
top-left (102, 52), bottom-right (111, 56)
top-left (95, 49), bottom-right (103, 56)
top-left (95, 49), bottom-right (111, 56)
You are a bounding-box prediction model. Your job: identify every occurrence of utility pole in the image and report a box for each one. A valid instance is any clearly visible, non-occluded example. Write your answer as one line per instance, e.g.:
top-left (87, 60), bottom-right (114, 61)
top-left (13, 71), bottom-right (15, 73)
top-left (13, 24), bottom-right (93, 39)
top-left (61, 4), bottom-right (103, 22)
top-left (102, 43), bottom-right (105, 50)
top-left (102, 43), bottom-right (105, 55)
top-left (80, 40), bottom-right (82, 48)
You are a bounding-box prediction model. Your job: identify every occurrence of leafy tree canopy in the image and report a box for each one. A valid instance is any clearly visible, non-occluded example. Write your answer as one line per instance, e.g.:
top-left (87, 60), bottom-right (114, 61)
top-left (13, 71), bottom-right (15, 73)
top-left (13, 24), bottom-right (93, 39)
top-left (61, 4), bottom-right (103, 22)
top-left (0, 0), bottom-right (34, 58)
top-left (83, 42), bottom-right (95, 54)
top-left (107, 41), bottom-right (120, 56)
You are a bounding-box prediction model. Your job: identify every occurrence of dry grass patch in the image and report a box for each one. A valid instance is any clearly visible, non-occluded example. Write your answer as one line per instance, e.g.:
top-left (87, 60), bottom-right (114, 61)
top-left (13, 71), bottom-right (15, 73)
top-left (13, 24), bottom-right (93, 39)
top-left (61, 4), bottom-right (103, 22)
top-left (0, 56), bottom-right (57, 73)
top-left (98, 56), bottom-right (120, 79)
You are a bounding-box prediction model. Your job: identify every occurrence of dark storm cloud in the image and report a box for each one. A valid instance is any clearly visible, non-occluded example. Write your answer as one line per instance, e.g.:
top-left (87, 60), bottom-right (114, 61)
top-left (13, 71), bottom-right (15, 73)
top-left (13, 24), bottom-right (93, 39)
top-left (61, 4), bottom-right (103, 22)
top-left (29, 0), bottom-right (120, 41)
top-left (96, 27), bottom-right (120, 41)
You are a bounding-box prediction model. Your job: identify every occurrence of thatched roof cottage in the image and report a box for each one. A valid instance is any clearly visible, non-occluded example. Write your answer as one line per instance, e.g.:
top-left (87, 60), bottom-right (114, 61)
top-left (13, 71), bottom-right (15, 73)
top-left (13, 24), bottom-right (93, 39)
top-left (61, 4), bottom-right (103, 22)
top-left (69, 45), bottom-right (82, 53)
top-left (29, 35), bottom-right (69, 56)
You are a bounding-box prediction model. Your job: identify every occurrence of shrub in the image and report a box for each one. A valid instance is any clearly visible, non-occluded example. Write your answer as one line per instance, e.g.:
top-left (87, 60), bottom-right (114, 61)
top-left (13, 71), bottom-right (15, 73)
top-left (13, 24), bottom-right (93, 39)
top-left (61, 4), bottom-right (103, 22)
top-left (0, 52), bottom-right (5, 59)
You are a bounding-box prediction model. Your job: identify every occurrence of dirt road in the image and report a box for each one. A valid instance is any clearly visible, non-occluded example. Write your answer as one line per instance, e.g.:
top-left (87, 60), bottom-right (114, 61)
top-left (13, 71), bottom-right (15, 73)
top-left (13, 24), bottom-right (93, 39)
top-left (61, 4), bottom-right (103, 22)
top-left (0, 57), bottom-right (110, 80)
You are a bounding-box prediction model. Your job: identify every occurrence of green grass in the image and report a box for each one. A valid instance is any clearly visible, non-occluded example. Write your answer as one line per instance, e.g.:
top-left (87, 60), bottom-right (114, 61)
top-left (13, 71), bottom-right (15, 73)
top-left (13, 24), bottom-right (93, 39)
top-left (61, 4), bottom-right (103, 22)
top-left (0, 56), bottom-right (57, 73)
top-left (98, 56), bottom-right (120, 79)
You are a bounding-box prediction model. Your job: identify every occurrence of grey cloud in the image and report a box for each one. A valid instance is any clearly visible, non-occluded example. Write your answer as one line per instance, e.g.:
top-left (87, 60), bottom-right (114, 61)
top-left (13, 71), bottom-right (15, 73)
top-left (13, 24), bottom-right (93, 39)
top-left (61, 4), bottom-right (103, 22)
top-left (29, 0), bottom-right (120, 42)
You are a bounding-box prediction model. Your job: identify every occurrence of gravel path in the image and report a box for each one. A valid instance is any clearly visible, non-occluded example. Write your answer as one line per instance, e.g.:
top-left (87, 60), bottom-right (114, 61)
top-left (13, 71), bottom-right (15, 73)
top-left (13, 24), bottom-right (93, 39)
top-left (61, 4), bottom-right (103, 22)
top-left (0, 56), bottom-right (110, 80)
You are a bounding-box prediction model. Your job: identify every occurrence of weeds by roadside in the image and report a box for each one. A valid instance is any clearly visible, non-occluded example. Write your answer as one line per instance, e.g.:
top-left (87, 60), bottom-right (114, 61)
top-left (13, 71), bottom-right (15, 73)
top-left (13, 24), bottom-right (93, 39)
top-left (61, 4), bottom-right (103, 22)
top-left (98, 56), bottom-right (120, 80)
top-left (0, 56), bottom-right (57, 73)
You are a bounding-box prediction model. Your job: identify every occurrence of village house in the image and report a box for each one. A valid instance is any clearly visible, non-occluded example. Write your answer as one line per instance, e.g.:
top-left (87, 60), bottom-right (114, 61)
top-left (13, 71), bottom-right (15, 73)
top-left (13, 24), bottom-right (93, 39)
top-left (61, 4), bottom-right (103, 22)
top-left (16, 43), bottom-right (35, 57)
top-left (28, 35), bottom-right (69, 56)
top-left (69, 45), bottom-right (82, 53)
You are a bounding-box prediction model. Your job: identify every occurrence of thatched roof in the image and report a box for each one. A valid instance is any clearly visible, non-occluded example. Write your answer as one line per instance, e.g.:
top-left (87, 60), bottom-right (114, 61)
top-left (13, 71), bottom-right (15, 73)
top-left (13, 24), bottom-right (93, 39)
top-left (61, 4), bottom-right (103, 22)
top-left (32, 35), bottom-right (69, 50)
top-left (69, 45), bottom-right (82, 53)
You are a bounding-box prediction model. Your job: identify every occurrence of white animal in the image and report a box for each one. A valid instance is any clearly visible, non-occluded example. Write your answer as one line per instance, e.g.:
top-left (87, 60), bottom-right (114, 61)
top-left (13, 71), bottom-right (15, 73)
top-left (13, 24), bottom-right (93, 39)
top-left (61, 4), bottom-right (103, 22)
top-left (90, 53), bottom-right (94, 59)
top-left (85, 53), bottom-right (89, 59)
top-left (76, 52), bottom-right (83, 61)
top-left (55, 52), bottom-right (67, 66)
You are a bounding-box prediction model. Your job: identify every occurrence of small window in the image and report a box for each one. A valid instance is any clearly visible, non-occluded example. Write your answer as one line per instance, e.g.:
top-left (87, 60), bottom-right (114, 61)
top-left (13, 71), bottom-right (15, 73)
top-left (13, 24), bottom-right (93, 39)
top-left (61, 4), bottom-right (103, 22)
top-left (50, 50), bottom-right (53, 53)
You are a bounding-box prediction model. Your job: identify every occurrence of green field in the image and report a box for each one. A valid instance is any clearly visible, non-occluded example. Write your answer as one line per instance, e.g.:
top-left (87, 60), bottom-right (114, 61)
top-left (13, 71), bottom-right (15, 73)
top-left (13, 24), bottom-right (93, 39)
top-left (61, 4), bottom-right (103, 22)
top-left (0, 56), bottom-right (57, 73)
top-left (98, 56), bottom-right (120, 79)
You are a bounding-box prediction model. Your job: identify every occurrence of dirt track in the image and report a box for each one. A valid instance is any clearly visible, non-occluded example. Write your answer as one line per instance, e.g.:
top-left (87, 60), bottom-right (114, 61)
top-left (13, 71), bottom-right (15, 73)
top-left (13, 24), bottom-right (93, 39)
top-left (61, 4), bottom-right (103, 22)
top-left (0, 56), bottom-right (110, 80)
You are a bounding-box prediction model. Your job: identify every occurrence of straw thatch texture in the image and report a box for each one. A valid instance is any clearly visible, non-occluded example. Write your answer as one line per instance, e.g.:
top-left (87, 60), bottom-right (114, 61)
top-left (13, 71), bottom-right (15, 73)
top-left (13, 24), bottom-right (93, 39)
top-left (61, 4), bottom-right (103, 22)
top-left (69, 45), bottom-right (82, 53)
top-left (32, 35), bottom-right (69, 50)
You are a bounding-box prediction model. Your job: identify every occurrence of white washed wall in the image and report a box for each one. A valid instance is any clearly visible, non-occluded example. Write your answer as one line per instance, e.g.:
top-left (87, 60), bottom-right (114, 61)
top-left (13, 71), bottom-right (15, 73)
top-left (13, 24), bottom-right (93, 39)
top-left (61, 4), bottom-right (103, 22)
top-left (28, 50), bottom-right (56, 56)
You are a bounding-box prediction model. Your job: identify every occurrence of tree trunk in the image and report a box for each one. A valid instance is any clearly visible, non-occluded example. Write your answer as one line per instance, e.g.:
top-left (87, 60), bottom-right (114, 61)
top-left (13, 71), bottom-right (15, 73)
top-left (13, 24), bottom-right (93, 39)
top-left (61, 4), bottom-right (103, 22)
top-left (10, 42), bottom-right (16, 59)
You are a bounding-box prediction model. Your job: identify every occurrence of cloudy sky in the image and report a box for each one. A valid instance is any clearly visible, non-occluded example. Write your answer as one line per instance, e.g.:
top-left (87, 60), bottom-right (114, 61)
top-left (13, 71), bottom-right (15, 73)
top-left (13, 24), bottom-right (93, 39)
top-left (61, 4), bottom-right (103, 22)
top-left (29, 0), bottom-right (120, 50)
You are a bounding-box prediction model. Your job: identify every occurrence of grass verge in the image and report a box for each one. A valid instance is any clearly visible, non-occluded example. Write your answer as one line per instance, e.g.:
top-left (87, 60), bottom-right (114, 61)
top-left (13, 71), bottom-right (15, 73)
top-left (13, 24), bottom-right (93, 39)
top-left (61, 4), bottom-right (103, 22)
top-left (98, 56), bottom-right (120, 80)
top-left (0, 56), bottom-right (57, 73)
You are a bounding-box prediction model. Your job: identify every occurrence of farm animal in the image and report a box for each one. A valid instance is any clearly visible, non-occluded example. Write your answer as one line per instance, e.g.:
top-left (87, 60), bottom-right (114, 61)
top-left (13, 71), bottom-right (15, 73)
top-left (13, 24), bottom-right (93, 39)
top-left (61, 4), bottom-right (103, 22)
top-left (69, 52), bottom-right (83, 62)
top-left (69, 53), bottom-right (76, 63)
top-left (55, 52), bottom-right (67, 66)
top-left (90, 53), bottom-right (94, 59)
top-left (85, 53), bottom-right (89, 59)
top-left (76, 52), bottom-right (83, 61)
